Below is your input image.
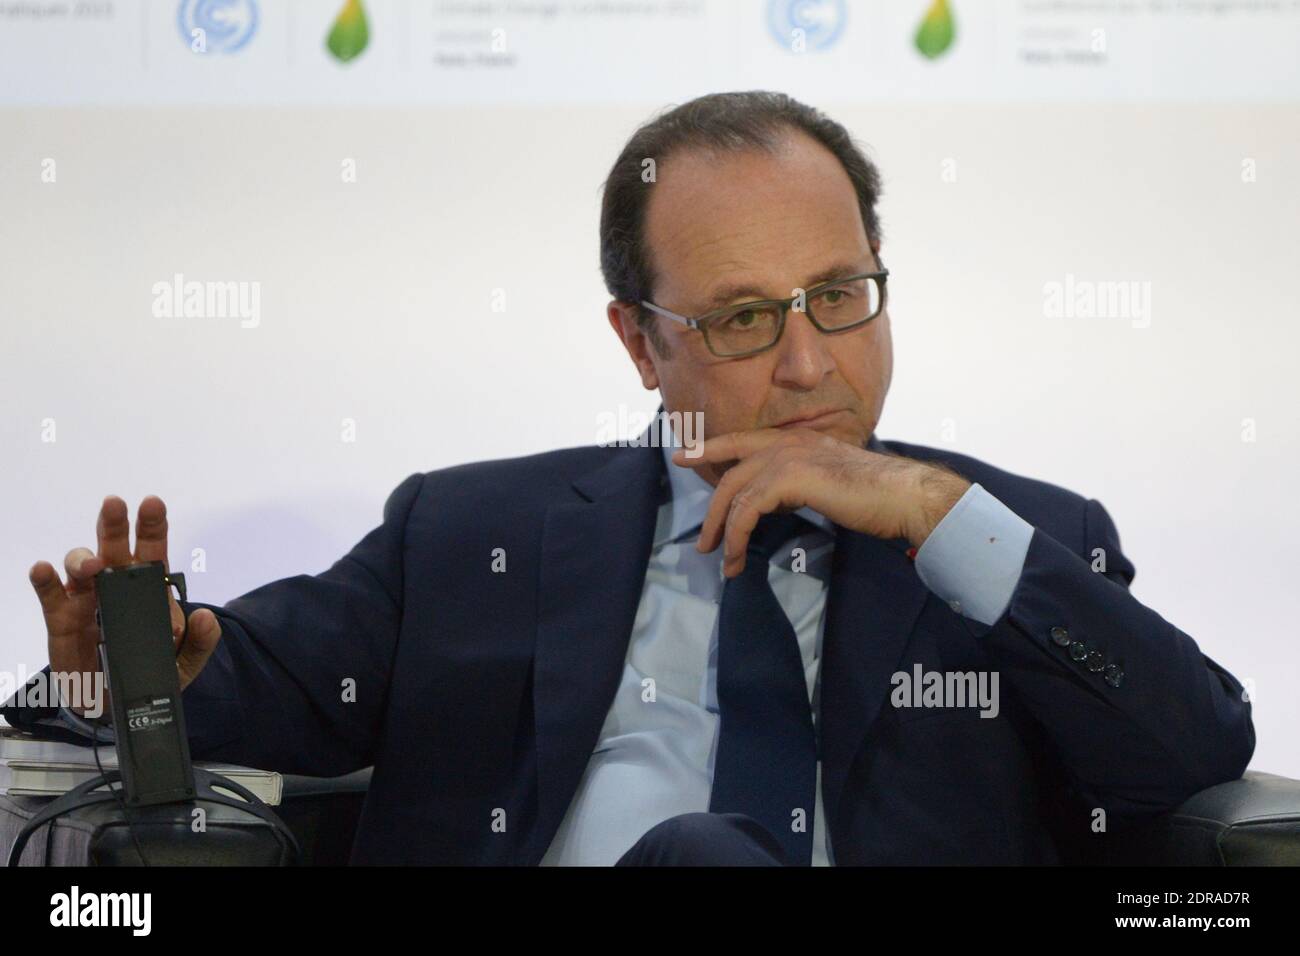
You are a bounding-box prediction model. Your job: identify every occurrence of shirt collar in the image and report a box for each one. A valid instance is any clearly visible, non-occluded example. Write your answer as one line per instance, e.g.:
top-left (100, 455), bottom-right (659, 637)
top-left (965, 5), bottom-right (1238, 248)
top-left (657, 421), bottom-right (835, 545)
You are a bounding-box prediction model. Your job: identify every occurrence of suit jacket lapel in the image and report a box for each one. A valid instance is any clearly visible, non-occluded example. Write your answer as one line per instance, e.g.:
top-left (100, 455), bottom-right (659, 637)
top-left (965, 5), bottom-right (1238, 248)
top-left (819, 434), bottom-right (932, 847)
top-left (527, 428), bottom-right (663, 862)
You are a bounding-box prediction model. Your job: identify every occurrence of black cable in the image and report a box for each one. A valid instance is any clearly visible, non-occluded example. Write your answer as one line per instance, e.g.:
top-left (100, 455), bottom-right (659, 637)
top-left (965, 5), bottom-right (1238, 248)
top-left (91, 731), bottom-right (149, 866)
top-left (9, 768), bottom-right (302, 867)
top-left (43, 807), bottom-right (55, 864)
top-left (47, 686), bottom-right (151, 865)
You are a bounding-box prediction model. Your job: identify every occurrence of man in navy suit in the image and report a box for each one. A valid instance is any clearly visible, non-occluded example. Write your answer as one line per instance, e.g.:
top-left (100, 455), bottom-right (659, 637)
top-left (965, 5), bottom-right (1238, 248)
top-left (15, 91), bottom-right (1253, 865)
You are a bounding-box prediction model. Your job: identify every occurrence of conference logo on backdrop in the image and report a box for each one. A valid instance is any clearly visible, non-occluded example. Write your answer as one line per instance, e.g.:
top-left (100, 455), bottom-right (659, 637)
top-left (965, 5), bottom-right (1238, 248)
top-left (766, 0), bottom-right (846, 53)
top-left (326, 0), bottom-right (370, 64)
top-left (177, 0), bottom-right (259, 55)
top-left (914, 0), bottom-right (957, 59)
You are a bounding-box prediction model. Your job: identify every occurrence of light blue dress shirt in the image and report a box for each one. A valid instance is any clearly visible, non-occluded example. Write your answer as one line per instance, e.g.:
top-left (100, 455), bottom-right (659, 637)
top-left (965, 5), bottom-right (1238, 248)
top-left (540, 435), bottom-right (1034, 865)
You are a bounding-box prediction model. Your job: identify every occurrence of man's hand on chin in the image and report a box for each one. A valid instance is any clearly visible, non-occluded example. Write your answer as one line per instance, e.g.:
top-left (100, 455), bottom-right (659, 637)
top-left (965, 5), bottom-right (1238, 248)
top-left (671, 427), bottom-right (972, 577)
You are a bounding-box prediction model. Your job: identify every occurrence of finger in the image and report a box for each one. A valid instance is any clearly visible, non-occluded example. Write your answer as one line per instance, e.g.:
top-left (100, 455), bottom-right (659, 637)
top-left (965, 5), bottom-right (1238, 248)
top-left (132, 496), bottom-right (183, 635)
top-left (62, 547), bottom-right (105, 635)
top-left (168, 590), bottom-right (185, 639)
top-left (133, 495), bottom-right (170, 571)
top-left (63, 547), bottom-right (104, 593)
top-left (96, 495), bottom-right (133, 566)
top-left (671, 429), bottom-right (785, 468)
top-left (721, 477), bottom-right (797, 578)
top-left (698, 452), bottom-right (772, 554)
top-left (32, 560), bottom-right (96, 669)
top-left (29, 560), bottom-right (72, 633)
top-left (176, 608), bottom-right (222, 691)
top-left (720, 485), bottom-right (768, 578)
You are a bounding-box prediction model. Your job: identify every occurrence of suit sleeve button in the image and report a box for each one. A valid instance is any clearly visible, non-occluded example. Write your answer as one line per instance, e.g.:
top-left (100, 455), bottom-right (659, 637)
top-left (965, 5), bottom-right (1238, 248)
top-left (1086, 650), bottom-right (1106, 673)
top-left (1068, 640), bottom-right (1088, 662)
top-left (1104, 664), bottom-right (1125, 688)
top-left (1050, 626), bottom-right (1071, 646)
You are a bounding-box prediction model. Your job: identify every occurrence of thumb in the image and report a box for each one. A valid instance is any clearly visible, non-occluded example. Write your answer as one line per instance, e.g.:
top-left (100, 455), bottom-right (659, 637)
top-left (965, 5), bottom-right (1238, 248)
top-left (176, 607), bottom-right (222, 690)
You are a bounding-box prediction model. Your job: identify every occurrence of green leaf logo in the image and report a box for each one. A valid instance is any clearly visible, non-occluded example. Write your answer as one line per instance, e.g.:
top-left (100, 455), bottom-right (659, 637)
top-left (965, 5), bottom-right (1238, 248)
top-left (326, 0), bottom-right (370, 64)
top-left (914, 0), bottom-right (956, 60)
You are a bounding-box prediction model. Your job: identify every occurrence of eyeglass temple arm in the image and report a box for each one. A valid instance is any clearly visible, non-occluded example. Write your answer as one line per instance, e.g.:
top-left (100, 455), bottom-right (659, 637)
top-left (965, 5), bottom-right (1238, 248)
top-left (639, 300), bottom-right (699, 329)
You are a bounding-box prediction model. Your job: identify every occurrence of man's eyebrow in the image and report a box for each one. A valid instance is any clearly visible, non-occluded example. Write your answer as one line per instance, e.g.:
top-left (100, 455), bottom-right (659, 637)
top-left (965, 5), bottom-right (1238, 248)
top-left (698, 260), bottom-right (874, 311)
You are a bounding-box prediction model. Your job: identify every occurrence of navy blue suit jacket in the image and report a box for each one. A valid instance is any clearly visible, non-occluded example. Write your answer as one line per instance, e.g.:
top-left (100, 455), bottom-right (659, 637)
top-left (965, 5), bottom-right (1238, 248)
top-left (22, 435), bottom-right (1257, 864)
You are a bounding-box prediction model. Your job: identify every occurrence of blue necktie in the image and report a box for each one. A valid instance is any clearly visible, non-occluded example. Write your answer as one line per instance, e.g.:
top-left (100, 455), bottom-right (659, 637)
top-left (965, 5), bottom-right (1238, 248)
top-left (708, 511), bottom-right (818, 865)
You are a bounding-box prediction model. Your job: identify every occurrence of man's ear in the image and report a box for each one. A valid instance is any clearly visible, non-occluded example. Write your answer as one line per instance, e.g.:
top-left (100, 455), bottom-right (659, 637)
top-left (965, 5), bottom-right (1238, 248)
top-left (607, 301), bottom-right (661, 391)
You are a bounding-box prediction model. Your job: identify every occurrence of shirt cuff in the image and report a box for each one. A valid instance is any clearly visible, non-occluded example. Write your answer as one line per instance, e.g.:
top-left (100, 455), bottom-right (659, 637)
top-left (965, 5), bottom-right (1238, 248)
top-left (913, 482), bottom-right (1033, 627)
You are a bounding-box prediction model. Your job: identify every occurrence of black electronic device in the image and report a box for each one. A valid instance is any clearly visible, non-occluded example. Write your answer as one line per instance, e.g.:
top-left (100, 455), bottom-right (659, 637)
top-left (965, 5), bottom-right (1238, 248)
top-left (94, 560), bottom-right (196, 806)
top-left (5, 561), bottom-right (302, 867)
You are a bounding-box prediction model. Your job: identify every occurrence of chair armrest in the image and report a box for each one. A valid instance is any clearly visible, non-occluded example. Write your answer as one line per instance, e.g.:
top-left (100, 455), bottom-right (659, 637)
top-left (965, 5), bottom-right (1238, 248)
top-left (276, 767), bottom-right (373, 866)
top-left (1104, 771), bottom-right (1300, 866)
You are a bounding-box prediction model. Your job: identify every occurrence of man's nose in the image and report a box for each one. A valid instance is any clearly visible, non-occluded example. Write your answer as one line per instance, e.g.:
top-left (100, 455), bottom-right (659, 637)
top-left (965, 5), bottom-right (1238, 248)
top-left (771, 309), bottom-right (835, 391)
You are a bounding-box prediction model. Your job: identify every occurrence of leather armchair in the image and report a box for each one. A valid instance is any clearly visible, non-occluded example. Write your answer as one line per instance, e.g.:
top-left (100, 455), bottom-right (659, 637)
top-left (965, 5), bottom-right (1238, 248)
top-left (274, 769), bottom-right (1300, 865)
top-left (1089, 772), bottom-right (1300, 866)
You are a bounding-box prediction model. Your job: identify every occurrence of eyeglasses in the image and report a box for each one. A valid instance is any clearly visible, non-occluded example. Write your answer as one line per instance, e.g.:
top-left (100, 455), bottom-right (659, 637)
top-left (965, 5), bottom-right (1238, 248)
top-left (639, 262), bottom-right (889, 359)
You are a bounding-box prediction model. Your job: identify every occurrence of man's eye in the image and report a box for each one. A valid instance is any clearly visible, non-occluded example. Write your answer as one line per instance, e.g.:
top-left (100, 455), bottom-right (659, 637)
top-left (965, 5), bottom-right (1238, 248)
top-left (725, 310), bottom-right (758, 328)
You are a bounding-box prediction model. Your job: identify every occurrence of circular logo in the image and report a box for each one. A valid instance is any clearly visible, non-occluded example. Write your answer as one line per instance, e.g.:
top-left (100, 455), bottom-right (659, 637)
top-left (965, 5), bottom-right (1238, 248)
top-left (178, 0), bottom-right (259, 55)
top-left (767, 0), bottom-right (847, 53)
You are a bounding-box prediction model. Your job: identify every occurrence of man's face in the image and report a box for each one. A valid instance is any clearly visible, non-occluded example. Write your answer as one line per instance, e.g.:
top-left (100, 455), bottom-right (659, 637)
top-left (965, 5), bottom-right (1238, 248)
top-left (609, 128), bottom-right (893, 485)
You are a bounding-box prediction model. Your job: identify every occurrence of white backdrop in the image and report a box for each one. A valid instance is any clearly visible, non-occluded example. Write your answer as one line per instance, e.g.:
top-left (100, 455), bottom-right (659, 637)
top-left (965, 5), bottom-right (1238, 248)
top-left (2, 1), bottom-right (1297, 778)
